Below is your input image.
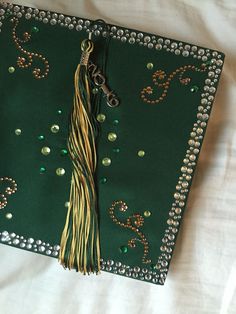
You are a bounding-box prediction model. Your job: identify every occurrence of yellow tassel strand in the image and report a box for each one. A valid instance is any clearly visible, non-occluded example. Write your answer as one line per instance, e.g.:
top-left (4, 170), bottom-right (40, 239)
top-left (59, 39), bottom-right (101, 274)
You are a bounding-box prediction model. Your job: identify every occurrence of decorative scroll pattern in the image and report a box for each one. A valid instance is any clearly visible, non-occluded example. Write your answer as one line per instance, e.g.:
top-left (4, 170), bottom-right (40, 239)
top-left (0, 177), bottom-right (17, 210)
top-left (141, 64), bottom-right (207, 104)
top-left (108, 201), bottom-right (151, 264)
top-left (11, 17), bottom-right (49, 79)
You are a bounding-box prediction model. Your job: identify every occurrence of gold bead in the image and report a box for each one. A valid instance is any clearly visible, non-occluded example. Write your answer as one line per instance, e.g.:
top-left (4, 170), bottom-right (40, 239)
top-left (96, 114), bottom-right (106, 123)
top-left (50, 124), bottom-right (60, 133)
top-left (108, 132), bottom-right (117, 142)
top-left (144, 210), bottom-right (151, 217)
top-left (41, 146), bottom-right (51, 156)
top-left (15, 129), bottom-right (22, 136)
top-left (8, 66), bottom-right (15, 73)
top-left (147, 63), bottom-right (153, 70)
top-left (138, 150), bottom-right (145, 157)
top-left (5, 213), bottom-right (13, 219)
top-left (102, 157), bottom-right (111, 166)
top-left (56, 168), bottom-right (65, 176)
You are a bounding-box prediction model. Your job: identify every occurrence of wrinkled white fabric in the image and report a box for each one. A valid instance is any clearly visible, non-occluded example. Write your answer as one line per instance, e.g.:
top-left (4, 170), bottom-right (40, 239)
top-left (0, 1), bottom-right (236, 313)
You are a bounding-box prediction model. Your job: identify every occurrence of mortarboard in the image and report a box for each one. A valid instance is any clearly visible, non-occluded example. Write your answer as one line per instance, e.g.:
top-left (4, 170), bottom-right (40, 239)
top-left (0, 2), bottom-right (225, 285)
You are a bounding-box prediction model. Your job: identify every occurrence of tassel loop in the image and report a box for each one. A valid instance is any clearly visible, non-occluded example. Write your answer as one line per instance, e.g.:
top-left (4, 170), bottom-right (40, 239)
top-left (80, 39), bottom-right (94, 66)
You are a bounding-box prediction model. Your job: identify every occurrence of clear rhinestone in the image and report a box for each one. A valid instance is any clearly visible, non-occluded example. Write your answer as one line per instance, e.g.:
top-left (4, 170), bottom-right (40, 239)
top-left (198, 49), bottom-right (205, 55)
top-left (13, 239), bottom-right (20, 245)
top-left (39, 245), bottom-right (45, 252)
top-left (14, 6), bottom-right (20, 12)
top-left (171, 42), bottom-right (178, 49)
top-left (128, 37), bottom-right (135, 44)
top-left (25, 13), bottom-right (31, 19)
top-left (117, 29), bottom-right (124, 36)
top-left (76, 25), bottom-right (82, 31)
top-left (50, 18), bottom-right (57, 25)
top-left (144, 36), bottom-right (151, 43)
top-left (175, 49), bottom-right (181, 55)
top-left (155, 44), bottom-right (162, 50)
top-left (65, 17), bottom-right (71, 24)
top-left (39, 11), bottom-right (46, 18)
top-left (182, 50), bottom-right (189, 57)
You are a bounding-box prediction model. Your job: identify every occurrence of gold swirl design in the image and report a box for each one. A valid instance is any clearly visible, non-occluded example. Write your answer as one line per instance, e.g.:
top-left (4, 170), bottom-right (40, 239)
top-left (0, 177), bottom-right (17, 210)
top-left (141, 64), bottom-right (207, 104)
top-left (108, 200), bottom-right (151, 264)
top-left (11, 17), bottom-right (49, 79)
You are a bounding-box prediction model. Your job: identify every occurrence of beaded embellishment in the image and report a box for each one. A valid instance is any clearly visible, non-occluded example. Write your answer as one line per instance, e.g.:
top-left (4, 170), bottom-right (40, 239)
top-left (109, 201), bottom-right (151, 264)
top-left (11, 17), bottom-right (49, 79)
top-left (0, 177), bottom-right (17, 210)
top-left (141, 64), bottom-right (207, 104)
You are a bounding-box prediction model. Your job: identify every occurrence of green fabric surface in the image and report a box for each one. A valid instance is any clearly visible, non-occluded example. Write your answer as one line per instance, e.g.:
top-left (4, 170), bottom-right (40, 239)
top-left (0, 4), bottom-right (225, 285)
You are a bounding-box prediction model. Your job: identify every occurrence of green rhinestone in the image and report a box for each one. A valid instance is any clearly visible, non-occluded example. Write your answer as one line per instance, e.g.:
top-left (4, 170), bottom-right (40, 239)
top-left (15, 129), bottom-right (22, 136)
top-left (60, 149), bottom-right (68, 156)
top-left (113, 148), bottom-right (120, 153)
top-left (113, 119), bottom-right (119, 125)
top-left (190, 85), bottom-right (199, 93)
top-left (100, 177), bottom-right (107, 184)
top-left (150, 264), bottom-right (157, 270)
top-left (92, 87), bottom-right (99, 94)
top-left (41, 146), bottom-right (51, 156)
top-left (97, 114), bottom-right (106, 123)
top-left (8, 66), bottom-right (15, 74)
top-left (38, 135), bottom-right (45, 140)
top-left (102, 157), bottom-right (111, 166)
top-left (147, 62), bottom-right (154, 70)
top-left (119, 245), bottom-right (128, 253)
top-left (57, 109), bottom-right (62, 114)
top-left (108, 132), bottom-right (117, 142)
top-left (205, 60), bottom-right (212, 66)
top-left (31, 26), bottom-right (39, 33)
top-left (144, 210), bottom-right (151, 217)
top-left (56, 168), bottom-right (66, 176)
top-left (39, 166), bottom-right (46, 174)
top-left (5, 12), bottom-right (11, 18)
top-left (138, 150), bottom-right (145, 157)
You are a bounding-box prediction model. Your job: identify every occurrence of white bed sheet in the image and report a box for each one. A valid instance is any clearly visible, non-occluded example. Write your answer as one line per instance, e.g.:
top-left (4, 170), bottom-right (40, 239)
top-left (0, 1), bottom-right (236, 313)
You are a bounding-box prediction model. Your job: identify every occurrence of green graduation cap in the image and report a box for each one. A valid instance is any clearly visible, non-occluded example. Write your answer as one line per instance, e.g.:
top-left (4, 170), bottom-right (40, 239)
top-left (0, 2), bottom-right (224, 285)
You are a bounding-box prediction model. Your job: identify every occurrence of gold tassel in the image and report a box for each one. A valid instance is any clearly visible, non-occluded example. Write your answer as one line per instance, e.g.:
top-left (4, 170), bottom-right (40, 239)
top-left (59, 38), bottom-right (100, 274)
